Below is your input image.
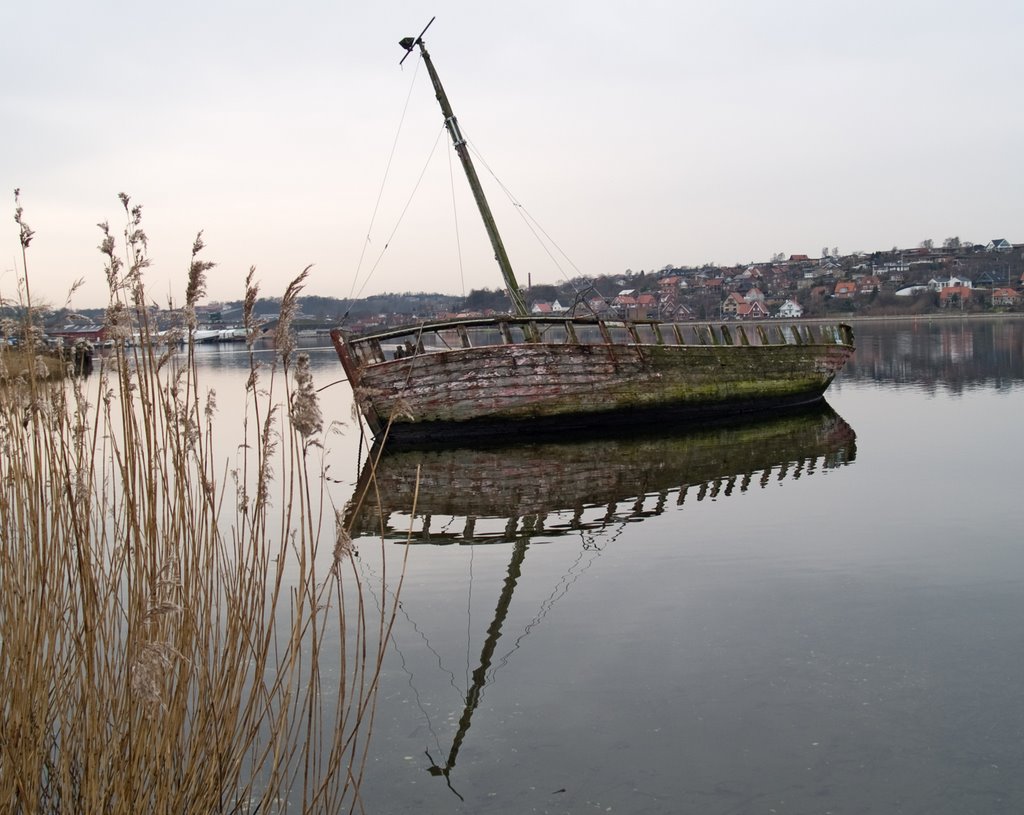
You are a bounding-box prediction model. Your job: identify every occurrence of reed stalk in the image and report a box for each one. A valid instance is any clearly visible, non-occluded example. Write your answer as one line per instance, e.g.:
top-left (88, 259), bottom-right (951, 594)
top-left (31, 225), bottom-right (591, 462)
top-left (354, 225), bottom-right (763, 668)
top-left (0, 193), bottom-right (399, 812)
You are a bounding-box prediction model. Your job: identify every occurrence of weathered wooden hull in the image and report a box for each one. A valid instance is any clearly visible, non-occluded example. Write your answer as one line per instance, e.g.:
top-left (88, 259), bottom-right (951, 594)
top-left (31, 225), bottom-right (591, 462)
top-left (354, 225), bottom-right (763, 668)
top-left (331, 319), bottom-right (854, 443)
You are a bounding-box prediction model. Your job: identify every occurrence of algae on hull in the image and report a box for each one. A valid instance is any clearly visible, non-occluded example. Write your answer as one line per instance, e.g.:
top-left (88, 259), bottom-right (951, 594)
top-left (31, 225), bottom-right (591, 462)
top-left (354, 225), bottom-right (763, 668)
top-left (331, 318), bottom-right (854, 441)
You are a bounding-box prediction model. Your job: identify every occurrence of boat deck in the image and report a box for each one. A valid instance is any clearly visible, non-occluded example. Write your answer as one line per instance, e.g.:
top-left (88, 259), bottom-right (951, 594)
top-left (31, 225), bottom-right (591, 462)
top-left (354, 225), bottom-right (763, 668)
top-left (336, 316), bottom-right (853, 366)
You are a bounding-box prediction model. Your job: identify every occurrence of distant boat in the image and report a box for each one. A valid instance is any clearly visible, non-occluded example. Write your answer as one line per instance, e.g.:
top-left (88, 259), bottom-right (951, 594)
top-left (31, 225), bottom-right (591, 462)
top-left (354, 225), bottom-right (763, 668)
top-left (192, 327), bottom-right (246, 344)
top-left (331, 21), bottom-right (854, 444)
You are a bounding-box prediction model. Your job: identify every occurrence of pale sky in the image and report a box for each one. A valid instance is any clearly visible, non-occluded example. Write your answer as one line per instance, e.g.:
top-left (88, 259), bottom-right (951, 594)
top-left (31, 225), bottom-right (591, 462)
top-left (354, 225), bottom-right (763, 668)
top-left (3, 0), bottom-right (1022, 310)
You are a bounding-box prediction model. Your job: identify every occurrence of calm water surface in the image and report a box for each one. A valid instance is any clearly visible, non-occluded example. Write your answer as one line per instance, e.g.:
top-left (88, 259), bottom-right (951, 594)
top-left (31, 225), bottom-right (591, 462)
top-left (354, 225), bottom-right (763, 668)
top-left (199, 317), bottom-right (1024, 814)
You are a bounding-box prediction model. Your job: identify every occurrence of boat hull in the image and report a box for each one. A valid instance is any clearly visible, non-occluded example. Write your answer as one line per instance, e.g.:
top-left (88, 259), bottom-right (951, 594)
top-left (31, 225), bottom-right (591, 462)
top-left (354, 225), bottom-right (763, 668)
top-left (331, 320), bottom-right (854, 444)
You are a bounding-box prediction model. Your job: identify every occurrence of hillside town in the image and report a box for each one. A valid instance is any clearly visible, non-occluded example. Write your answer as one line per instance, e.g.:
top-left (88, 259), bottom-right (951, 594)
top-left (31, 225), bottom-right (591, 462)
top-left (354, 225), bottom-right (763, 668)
top-left (336, 237), bottom-right (1024, 334)
top-left (523, 238), bottom-right (1022, 319)
top-left (12, 237), bottom-right (1024, 345)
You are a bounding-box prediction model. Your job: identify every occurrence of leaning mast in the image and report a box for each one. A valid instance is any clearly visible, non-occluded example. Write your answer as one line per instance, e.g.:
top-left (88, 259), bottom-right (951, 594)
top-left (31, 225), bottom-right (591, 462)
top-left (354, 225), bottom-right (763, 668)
top-left (400, 19), bottom-right (529, 317)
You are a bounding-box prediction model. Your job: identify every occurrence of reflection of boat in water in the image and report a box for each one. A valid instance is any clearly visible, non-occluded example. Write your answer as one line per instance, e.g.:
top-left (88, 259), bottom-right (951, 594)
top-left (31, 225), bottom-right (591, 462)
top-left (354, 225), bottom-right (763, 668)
top-left (355, 405), bottom-right (856, 799)
top-left (346, 403), bottom-right (856, 544)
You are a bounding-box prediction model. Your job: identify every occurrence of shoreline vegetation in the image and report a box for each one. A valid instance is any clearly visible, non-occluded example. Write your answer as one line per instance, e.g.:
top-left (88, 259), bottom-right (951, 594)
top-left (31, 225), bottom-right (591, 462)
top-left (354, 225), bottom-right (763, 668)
top-left (0, 349), bottom-right (66, 381)
top-left (0, 193), bottom-right (404, 812)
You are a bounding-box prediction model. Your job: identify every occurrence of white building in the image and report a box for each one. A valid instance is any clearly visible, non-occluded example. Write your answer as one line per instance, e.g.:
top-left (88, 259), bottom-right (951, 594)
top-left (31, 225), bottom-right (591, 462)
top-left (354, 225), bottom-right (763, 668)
top-left (776, 299), bottom-right (804, 318)
top-left (928, 275), bottom-right (972, 292)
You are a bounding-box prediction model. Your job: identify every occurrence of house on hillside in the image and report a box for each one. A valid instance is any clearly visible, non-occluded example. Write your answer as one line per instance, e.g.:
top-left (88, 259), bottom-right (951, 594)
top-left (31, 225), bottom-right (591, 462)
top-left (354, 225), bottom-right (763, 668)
top-left (992, 288), bottom-right (1021, 307)
top-left (613, 290), bottom-right (647, 319)
top-left (833, 280), bottom-right (858, 299)
top-left (776, 300), bottom-right (804, 318)
top-left (667, 302), bottom-right (694, 320)
top-left (940, 285), bottom-right (972, 307)
top-left (736, 300), bottom-right (770, 319)
top-left (974, 269), bottom-right (1012, 288)
top-left (874, 258), bottom-right (910, 275)
top-left (659, 275), bottom-right (686, 300)
top-left (929, 275), bottom-right (972, 292)
top-left (857, 276), bottom-right (882, 295)
top-left (634, 292), bottom-right (658, 317)
top-left (530, 300), bottom-right (567, 315)
top-left (721, 291), bottom-right (745, 317)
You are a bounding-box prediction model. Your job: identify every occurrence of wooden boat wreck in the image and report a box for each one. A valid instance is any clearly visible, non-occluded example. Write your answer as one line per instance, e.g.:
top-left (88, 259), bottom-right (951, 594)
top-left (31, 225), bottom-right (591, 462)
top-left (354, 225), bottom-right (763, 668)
top-left (330, 21), bottom-right (854, 444)
top-left (345, 404), bottom-right (856, 544)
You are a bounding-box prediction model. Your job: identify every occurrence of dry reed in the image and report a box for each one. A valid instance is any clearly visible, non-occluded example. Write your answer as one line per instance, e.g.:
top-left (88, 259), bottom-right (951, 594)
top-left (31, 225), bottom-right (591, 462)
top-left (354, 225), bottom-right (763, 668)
top-left (0, 193), bottom-right (399, 812)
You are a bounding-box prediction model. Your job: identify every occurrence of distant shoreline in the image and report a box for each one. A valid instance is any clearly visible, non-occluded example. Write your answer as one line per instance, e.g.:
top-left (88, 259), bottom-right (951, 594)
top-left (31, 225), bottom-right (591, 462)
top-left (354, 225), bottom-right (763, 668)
top-left (784, 312), bottom-right (1024, 325)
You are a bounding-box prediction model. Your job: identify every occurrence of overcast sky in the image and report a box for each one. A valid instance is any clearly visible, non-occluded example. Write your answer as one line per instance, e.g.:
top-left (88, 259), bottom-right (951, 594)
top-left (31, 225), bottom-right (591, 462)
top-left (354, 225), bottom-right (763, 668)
top-left (2, 0), bottom-right (1022, 310)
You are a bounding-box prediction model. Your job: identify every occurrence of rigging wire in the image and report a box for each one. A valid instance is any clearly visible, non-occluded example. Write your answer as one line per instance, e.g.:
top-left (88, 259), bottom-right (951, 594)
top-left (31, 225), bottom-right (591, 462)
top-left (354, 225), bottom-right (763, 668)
top-left (346, 125), bottom-right (446, 307)
top-left (466, 140), bottom-right (591, 297)
top-left (487, 538), bottom-right (607, 683)
top-left (354, 548), bottom-right (460, 760)
top-left (447, 140), bottom-right (467, 299)
top-left (343, 47), bottom-right (590, 319)
top-left (348, 54), bottom-right (423, 306)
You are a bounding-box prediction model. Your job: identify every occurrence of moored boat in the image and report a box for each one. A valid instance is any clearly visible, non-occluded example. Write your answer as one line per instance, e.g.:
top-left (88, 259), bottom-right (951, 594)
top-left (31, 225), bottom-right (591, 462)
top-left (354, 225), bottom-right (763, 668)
top-left (193, 327), bottom-right (247, 344)
top-left (330, 22), bottom-right (854, 444)
top-left (332, 317), bottom-right (853, 443)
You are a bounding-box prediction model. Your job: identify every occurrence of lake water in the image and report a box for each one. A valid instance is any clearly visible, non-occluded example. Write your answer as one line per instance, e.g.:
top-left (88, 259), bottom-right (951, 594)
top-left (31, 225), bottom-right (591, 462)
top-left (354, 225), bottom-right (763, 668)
top-left (200, 317), bottom-right (1024, 814)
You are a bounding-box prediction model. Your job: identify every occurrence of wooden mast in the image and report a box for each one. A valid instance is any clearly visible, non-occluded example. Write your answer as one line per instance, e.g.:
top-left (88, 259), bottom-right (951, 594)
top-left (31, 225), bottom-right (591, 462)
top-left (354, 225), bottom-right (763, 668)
top-left (401, 19), bottom-right (529, 317)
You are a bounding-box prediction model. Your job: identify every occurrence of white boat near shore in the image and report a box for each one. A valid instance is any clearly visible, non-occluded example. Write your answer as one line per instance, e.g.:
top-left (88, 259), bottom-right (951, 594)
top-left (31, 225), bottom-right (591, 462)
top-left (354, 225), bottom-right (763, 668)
top-left (193, 327), bottom-right (247, 344)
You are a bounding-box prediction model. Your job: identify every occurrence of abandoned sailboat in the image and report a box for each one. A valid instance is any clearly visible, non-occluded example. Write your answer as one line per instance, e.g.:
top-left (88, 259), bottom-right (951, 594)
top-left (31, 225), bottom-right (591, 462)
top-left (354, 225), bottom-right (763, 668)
top-left (330, 22), bottom-right (855, 444)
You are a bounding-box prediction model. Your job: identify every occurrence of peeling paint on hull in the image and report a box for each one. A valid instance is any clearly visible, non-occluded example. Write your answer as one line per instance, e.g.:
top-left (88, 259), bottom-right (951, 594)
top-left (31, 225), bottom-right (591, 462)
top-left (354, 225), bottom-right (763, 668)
top-left (331, 319), bottom-right (854, 443)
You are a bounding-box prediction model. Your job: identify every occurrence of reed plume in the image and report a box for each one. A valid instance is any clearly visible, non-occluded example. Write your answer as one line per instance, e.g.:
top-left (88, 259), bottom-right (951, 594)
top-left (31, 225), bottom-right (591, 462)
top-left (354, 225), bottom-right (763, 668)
top-left (0, 194), bottom-right (399, 812)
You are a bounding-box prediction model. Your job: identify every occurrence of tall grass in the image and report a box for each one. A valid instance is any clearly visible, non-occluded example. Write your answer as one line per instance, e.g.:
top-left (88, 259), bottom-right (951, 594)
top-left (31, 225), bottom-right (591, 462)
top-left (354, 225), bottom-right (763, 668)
top-left (0, 193), bottom-right (400, 812)
top-left (1, 189), bottom-right (59, 382)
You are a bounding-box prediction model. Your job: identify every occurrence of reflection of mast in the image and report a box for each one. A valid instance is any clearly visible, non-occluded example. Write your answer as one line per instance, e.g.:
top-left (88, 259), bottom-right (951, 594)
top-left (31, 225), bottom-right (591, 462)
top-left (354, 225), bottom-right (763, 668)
top-left (426, 538), bottom-right (528, 798)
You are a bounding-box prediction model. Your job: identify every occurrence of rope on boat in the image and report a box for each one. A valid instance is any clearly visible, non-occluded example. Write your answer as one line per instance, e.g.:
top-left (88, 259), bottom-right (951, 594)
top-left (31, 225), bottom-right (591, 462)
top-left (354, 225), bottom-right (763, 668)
top-left (447, 131), bottom-right (467, 299)
top-left (467, 141), bottom-right (594, 311)
top-left (350, 53), bottom-right (422, 295)
top-left (344, 125), bottom-right (447, 313)
top-left (344, 50), bottom-right (450, 321)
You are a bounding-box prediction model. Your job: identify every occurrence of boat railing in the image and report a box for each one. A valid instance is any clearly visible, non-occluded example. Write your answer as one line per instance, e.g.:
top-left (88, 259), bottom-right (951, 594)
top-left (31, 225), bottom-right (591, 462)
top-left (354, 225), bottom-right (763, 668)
top-left (340, 317), bottom-right (853, 365)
